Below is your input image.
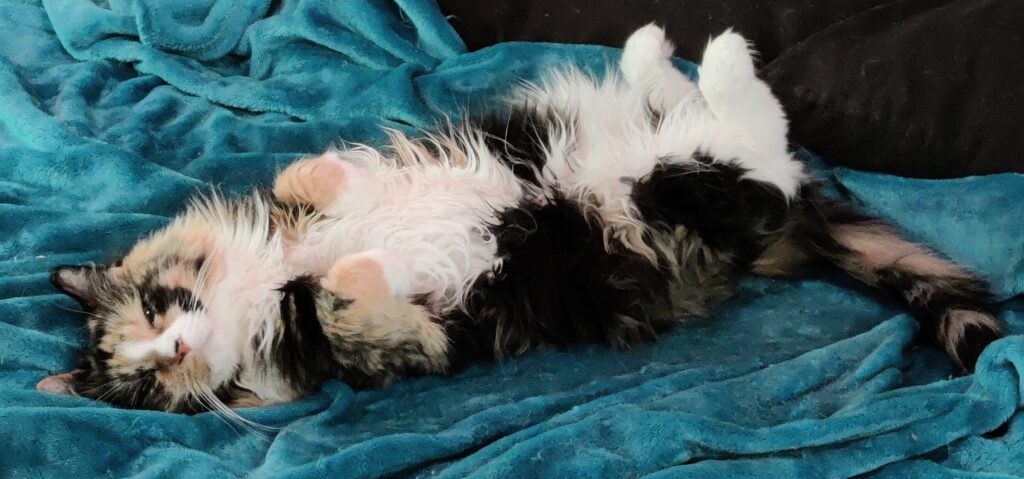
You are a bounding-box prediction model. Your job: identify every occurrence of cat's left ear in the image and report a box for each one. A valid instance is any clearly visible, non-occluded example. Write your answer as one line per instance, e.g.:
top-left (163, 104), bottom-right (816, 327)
top-left (50, 265), bottom-right (108, 308)
top-left (36, 370), bottom-right (83, 396)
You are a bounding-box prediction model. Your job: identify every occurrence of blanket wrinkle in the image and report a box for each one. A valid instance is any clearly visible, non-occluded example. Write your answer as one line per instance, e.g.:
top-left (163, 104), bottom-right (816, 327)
top-left (1, 0), bottom-right (1023, 478)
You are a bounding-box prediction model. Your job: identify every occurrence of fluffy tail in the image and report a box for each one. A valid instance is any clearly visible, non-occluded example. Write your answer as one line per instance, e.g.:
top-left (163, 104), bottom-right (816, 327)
top-left (759, 190), bottom-right (1003, 371)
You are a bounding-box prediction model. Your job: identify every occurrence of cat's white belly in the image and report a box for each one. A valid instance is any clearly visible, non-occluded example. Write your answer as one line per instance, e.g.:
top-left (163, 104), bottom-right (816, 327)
top-left (285, 161), bottom-right (527, 312)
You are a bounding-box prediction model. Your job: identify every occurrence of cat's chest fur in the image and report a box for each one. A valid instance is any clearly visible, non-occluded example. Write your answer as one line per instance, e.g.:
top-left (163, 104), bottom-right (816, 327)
top-left (276, 160), bottom-right (528, 313)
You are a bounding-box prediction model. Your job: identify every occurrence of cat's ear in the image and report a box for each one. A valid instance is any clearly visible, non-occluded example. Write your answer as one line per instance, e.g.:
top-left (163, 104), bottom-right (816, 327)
top-left (50, 265), bottom-right (107, 308)
top-left (36, 370), bottom-right (83, 396)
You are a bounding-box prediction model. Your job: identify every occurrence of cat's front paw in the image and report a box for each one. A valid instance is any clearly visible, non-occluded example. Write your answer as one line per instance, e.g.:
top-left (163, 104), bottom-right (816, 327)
top-left (322, 249), bottom-right (413, 306)
top-left (273, 151), bottom-right (381, 216)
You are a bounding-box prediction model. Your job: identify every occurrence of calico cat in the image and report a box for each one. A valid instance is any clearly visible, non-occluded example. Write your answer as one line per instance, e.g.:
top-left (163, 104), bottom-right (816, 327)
top-left (37, 25), bottom-right (1002, 415)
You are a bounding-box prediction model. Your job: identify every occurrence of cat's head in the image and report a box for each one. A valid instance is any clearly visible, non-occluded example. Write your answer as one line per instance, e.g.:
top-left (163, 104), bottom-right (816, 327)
top-left (35, 211), bottom-right (263, 412)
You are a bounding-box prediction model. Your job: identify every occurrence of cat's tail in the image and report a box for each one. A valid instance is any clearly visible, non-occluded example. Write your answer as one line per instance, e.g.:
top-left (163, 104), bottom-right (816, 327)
top-left (758, 188), bottom-right (1003, 372)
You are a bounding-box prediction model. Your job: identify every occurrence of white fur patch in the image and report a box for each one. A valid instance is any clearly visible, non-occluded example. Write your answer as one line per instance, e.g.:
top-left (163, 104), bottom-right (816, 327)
top-left (620, 23), bottom-right (697, 111)
top-left (359, 249), bottom-right (414, 298)
top-left (696, 29), bottom-right (804, 196)
top-left (287, 130), bottom-right (528, 311)
top-left (318, 149), bottom-right (385, 217)
top-left (181, 193), bottom-right (292, 387)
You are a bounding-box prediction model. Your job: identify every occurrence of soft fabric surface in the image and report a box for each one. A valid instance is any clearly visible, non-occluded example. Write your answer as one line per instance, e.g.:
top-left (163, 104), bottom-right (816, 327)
top-left (1, 1), bottom-right (1023, 477)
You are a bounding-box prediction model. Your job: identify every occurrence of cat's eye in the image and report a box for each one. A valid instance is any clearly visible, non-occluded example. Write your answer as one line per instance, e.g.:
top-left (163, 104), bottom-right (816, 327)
top-left (143, 305), bottom-right (155, 324)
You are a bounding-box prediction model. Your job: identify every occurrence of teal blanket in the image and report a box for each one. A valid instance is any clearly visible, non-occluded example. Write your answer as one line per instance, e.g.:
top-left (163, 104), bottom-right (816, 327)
top-left (2, 1), bottom-right (1023, 477)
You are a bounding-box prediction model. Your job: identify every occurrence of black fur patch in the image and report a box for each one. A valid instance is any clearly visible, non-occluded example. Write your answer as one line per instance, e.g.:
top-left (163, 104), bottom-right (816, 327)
top-left (275, 277), bottom-right (339, 393)
top-left (874, 269), bottom-right (994, 332)
top-left (444, 195), bottom-right (675, 370)
top-left (69, 362), bottom-right (201, 412)
top-left (955, 321), bottom-right (1003, 371)
top-left (476, 105), bottom-right (570, 186)
top-left (631, 155), bottom-right (789, 265)
top-left (142, 285), bottom-right (203, 315)
top-left (442, 155), bottom-right (803, 369)
top-left (873, 267), bottom-right (998, 370)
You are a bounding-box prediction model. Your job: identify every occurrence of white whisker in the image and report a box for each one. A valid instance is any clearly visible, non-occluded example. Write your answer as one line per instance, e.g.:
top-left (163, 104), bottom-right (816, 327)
top-left (193, 382), bottom-right (276, 436)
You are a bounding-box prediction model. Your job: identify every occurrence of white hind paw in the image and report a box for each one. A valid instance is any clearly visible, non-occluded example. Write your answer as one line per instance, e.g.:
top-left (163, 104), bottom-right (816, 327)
top-left (699, 29), bottom-right (756, 86)
top-left (621, 23), bottom-right (675, 84)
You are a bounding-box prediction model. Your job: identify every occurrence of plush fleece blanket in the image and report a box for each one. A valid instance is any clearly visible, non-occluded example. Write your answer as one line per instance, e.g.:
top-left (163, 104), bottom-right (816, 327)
top-left (2, 1), bottom-right (1023, 477)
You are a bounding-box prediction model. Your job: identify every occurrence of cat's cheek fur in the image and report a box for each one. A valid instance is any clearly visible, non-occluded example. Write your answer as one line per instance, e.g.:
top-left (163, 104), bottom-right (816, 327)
top-left (170, 311), bottom-right (241, 387)
top-left (155, 353), bottom-right (209, 399)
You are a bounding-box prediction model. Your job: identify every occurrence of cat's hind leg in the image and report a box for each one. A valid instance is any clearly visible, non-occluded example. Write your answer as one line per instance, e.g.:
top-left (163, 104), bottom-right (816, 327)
top-left (620, 23), bottom-right (697, 113)
top-left (273, 150), bottom-right (383, 216)
top-left (689, 29), bottom-right (804, 198)
top-left (697, 30), bottom-right (790, 158)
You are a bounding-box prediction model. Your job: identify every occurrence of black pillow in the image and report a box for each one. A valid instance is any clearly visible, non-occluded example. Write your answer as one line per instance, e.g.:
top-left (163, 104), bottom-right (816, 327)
top-left (763, 0), bottom-right (1024, 178)
top-left (439, 0), bottom-right (1024, 177)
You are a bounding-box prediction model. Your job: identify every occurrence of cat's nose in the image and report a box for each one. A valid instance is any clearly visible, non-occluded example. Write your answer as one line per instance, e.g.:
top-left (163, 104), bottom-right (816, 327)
top-left (175, 338), bottom-right (192, 363)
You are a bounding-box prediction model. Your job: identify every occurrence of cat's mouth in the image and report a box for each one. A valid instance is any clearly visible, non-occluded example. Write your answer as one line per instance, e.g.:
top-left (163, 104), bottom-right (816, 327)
top-left (176, 339), bottom-right (193, 364)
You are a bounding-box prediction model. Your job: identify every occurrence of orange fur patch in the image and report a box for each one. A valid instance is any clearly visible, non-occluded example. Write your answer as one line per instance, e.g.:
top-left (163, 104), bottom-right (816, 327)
top-left (122, 218), bottom-right (215, 269)
top-left (323, 254), bottom-right (391, 308)
top-left (273, 153), bottom-right (347, 211)
top-left (835, 224), bottom-right (968, 278)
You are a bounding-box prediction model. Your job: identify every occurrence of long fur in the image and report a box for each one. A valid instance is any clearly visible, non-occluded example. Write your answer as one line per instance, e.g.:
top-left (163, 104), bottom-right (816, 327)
top-left (39, 25), bottom-right (1003, 420)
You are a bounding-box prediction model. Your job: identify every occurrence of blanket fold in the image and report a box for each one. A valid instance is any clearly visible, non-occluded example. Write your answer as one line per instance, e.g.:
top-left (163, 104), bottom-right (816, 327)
top-left (1, 0), bottom-right (1022, 477)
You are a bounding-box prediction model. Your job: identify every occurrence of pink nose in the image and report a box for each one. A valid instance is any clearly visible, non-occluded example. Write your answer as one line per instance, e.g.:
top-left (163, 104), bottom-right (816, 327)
top-left (176, 338), bottom-right (192, 362)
